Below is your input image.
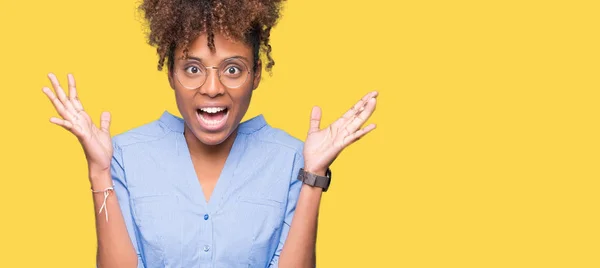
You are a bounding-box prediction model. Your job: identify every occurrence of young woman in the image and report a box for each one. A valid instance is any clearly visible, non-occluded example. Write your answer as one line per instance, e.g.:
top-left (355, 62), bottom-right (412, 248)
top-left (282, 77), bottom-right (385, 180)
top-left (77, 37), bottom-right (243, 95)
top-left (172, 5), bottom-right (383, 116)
top-left (42, 0), bottom-right (378, 267)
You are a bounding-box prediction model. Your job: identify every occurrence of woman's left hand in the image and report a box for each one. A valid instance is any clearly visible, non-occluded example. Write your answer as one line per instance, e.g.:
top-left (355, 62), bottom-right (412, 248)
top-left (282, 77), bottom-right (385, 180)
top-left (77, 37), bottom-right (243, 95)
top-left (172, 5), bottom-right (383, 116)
top-left (303, 91), bottom-right (378, 175)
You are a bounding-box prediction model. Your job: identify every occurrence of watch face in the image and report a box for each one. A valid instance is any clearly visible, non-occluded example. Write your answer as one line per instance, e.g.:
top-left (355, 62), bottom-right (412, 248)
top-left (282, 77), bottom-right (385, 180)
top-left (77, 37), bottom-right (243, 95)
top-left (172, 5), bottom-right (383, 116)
top-left (326, 168), bottom-right (332, 179)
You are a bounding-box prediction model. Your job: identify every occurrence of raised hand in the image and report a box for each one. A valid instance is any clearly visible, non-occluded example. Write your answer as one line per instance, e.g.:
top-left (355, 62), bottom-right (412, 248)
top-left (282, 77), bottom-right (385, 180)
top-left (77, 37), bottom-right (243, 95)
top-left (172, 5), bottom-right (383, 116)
top-left (303, 91), bottom-right (378, 174)
top-left (42, 73), bottom-right (113, 175)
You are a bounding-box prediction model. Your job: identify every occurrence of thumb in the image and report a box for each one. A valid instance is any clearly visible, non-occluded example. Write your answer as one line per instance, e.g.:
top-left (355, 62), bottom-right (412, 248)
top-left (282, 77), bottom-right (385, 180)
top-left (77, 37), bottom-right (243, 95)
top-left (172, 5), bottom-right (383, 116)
top-left (309, 106), bottom-right (321, 134)
top-left (100, 111), bottom-right (111, 133)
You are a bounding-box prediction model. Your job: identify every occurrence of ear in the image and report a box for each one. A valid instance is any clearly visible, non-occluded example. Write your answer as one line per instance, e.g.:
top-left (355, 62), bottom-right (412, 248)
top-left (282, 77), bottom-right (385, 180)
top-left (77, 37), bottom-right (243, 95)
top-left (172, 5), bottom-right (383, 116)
top-left (168, 68), bottom-right (175, 90)
top-left (252, 60), bottom-right (262, 91)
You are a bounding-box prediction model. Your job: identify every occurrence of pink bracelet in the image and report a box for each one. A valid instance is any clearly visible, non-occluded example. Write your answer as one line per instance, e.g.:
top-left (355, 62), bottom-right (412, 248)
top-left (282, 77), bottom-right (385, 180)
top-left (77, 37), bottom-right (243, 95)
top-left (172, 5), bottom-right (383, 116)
top-left (91, 186), bottom-right (115, 222)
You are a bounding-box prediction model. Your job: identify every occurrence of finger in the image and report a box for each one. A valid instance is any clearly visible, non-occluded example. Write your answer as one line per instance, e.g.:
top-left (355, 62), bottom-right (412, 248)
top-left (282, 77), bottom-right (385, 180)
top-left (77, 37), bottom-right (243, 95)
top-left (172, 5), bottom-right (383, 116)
top-left (50, 117), bottom-right (84, 135)
top-left (100, 111), bottom-right (111, 133)
top-left (342, 91), bottom-right (378, 120)
top-left (343, 123), bottom-right (377, 146)
top-left (308, 106), bottom-right (321, 134)
top-left (68, 73), bottom-right (84, 111)
top-left (68, 74), bottom-right (77, 99)
top-left (48, 73), bottom-right (68, 102)
top-left (344, 97), bottom-right (377, 133)
top-left (50, 116), bottom-right (74, 130)
top-left (356, 97), bottom-right (377, 121)
top-left (48, 73), bottom-right (77, 115)
top-left (43, 87), bottom-right (72, 120)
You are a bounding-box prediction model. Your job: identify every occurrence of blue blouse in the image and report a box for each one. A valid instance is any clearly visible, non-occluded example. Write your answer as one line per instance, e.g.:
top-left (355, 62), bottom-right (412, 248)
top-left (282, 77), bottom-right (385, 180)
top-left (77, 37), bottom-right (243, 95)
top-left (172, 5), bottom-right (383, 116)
top-left (110, 111), bottom-right (304, 268)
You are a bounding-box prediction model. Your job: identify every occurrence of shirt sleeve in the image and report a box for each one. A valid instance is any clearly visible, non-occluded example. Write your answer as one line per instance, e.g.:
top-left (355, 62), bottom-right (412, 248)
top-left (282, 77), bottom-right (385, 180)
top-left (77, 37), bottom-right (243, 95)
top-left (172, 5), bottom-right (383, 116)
top-left (111, 143), bottom-right (146, 268)
top-left (269, 152), bottom-right (304, 268)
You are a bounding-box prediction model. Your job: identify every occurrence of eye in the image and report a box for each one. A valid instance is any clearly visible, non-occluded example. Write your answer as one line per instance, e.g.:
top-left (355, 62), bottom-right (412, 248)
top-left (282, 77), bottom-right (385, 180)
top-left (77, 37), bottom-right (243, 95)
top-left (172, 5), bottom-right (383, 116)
top-left (223, 65), bottom-right (243, 76)
top-left (224, 66), bottom-right (241, 76)
top-left (184, 65), bottom-right (202, 75)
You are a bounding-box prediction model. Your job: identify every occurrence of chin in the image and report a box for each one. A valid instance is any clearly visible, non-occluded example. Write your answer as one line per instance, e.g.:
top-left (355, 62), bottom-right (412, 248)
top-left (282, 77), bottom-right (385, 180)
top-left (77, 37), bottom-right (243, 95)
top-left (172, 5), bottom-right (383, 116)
top-left (197, 132), bottom-right (229, 146)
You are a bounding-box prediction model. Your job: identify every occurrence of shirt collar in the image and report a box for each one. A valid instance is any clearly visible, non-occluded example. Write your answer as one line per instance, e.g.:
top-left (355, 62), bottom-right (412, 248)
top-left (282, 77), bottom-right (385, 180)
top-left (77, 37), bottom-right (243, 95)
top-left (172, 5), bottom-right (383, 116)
top-left (159, 110), bottom-right (267, 134)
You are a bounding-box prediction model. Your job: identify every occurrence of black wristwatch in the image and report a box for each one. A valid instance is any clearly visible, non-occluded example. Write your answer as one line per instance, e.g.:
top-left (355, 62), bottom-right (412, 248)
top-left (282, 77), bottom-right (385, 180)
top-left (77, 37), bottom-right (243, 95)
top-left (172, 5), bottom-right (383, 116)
top-left (297, 168), bottom-right (332, 192)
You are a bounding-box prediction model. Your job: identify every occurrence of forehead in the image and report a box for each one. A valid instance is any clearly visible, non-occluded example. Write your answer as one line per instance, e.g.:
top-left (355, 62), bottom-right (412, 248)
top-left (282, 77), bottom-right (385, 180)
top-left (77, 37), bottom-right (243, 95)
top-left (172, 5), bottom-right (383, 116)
top-left (176, 33), bottom-right (253, 61)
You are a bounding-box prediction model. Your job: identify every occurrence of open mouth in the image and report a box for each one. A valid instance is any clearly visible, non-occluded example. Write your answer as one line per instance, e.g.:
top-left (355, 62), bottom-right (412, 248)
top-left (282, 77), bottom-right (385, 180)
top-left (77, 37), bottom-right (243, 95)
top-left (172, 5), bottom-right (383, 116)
top-left (196, 107), bottom-right (229, 130)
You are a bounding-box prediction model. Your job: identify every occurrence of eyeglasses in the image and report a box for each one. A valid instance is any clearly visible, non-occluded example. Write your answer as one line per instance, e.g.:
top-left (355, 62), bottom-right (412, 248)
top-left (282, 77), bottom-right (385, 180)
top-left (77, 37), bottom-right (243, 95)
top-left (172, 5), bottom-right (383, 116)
top-left (174, 58), bottom-right (251, 89)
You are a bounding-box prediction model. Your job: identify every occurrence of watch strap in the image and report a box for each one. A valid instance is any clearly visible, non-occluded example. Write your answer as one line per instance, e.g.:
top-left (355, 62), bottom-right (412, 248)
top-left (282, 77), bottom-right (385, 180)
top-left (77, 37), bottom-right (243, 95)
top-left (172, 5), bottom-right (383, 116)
top-left (297, 168), bottom-right (331, 192)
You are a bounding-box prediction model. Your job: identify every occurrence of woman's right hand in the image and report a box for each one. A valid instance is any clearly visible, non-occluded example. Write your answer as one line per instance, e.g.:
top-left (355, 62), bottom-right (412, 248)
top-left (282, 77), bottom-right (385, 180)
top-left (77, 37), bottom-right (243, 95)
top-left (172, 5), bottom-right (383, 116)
top-left (43, 73), bottom-right (113, 178)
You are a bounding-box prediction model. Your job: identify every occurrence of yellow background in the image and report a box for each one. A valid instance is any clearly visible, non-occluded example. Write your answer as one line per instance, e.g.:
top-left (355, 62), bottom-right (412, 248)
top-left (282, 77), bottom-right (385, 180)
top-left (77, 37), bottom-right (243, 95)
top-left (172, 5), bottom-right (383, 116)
top-left (1, 0), bottom-right (599, 267)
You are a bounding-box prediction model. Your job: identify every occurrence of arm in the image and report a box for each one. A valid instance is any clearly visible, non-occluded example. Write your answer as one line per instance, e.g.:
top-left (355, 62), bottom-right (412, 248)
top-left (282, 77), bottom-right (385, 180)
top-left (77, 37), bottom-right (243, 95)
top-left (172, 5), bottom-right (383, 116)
top-left (42, 73), bottom-right (140, 268)
top-left (269, 154), bottom-right (322, 268)
top-left (91, 170), bottom-right (140, 268)
top-left (94, 145), bottom-right (144, 268)
top-left (276, 91), bottom-right (379, 267)
top-left (277, 183), bottom-right (323, 267)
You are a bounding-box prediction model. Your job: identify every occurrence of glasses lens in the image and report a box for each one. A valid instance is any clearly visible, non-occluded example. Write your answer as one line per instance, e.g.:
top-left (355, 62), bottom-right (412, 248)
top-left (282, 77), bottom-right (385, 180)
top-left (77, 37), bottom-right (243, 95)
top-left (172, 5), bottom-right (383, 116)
top-left (175, 61), bottom-right (206, 89)
top-left (175, 58), bottom-right (250, 89)
top-left (219, 59), bottom-right (249, 88)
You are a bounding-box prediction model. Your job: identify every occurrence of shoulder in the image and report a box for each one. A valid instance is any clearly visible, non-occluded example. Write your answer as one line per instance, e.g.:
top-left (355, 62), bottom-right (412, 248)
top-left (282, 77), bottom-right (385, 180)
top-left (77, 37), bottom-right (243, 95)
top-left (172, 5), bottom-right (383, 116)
top-left (112, 120), bottom-right (170, 149)
top-left (112, 111), bottom-right (181, 150)
top-left (242, 116), bottom-right (304, 158)
top-left (256, 126), bottom-right (304, 156)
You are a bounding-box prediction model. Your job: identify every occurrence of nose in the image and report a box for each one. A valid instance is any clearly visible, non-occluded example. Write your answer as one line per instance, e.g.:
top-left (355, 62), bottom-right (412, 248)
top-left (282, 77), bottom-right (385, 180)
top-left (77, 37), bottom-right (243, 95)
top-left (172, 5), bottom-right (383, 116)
top-left (199, 67), bottom-right (225, 97)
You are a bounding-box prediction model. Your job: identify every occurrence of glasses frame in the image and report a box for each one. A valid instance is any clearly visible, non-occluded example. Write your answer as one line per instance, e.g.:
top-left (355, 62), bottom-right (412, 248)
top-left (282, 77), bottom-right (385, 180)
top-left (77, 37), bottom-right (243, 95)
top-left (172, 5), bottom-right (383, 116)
top-left (174, 58), bottom-right (252, 90)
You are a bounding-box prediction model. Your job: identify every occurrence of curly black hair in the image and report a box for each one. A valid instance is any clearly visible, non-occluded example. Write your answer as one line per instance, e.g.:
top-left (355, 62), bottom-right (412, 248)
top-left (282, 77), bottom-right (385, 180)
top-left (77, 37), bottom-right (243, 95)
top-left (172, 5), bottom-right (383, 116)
top-left (139, 0), bottom-right (286, 73)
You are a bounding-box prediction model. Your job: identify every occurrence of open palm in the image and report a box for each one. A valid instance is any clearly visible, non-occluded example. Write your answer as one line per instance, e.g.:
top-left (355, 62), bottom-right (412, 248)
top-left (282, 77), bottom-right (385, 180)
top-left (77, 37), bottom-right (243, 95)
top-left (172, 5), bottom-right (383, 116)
top-left (303, 91), bottom-right (378, 174)
top-left (42, 73), bottom-right (113, 173)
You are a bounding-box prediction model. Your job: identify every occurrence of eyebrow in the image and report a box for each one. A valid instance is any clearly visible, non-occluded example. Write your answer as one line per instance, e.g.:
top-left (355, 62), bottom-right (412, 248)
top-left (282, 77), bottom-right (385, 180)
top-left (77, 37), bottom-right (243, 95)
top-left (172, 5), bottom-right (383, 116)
top-left (180, 55), bottom-right (250, 63)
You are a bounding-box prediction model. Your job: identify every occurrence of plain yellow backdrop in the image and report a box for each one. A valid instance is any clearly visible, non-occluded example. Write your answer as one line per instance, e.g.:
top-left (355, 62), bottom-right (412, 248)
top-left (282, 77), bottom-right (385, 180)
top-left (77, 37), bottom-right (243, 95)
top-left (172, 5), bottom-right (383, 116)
top-left (1, 0), bottom-right (599, 267)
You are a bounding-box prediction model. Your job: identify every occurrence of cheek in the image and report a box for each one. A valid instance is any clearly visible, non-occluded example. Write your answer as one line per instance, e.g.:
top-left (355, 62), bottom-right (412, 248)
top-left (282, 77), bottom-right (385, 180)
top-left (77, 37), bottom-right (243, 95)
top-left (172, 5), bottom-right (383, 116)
top-left (231, 89), bottom-right (253, 111)
top-left (174, 90), bottom-right (195, 114)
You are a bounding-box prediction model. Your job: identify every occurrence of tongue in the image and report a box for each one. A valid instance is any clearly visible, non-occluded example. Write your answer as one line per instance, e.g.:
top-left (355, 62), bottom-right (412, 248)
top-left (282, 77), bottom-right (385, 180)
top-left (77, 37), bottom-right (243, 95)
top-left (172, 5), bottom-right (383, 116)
top-left (202, 110), bottom-right (226, 121)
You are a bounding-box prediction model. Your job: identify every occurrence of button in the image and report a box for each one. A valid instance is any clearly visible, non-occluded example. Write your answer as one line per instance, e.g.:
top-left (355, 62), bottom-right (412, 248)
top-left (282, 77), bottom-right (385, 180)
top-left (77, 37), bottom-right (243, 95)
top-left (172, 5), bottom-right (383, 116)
top-left (204, 214), bottom-right (209, 220)
top-left (203, 245), bottom-right (210, 252)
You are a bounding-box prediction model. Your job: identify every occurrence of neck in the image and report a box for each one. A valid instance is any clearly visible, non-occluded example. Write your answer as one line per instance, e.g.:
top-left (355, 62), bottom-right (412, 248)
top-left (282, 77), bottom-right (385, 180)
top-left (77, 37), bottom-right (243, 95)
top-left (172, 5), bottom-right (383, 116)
top-left (183, 126), bottom-right (238, 161)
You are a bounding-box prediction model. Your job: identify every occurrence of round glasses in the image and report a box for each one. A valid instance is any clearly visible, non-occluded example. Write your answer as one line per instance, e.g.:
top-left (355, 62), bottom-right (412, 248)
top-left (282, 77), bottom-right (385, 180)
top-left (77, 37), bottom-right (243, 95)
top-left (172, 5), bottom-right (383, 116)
top-left (174, 58), bottom-right (251, 89)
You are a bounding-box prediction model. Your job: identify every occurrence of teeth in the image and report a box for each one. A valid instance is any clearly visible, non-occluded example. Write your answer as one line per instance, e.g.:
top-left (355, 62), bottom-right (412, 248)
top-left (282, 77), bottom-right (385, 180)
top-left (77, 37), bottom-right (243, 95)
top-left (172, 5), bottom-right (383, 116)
top-left (199, 111), bottom-right (228, 125)
top-left (198, 107), bottom-right (229, 125)
top-left (200, 107), bottom-right (225, 114)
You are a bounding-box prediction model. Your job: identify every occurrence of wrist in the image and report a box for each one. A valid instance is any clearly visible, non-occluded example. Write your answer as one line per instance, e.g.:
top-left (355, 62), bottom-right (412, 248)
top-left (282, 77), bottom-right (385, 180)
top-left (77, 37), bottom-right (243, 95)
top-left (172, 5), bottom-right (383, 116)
top-left (298, 166), bottom-right (332, 192)
top-left (87, 161), bottom-right (110, 174)
top-left (303, 164), bottom-right (327, 176)
top-left (88, 170), bottom-right (112, 188)
top-left (301, 183), bottom-right (324, 194)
